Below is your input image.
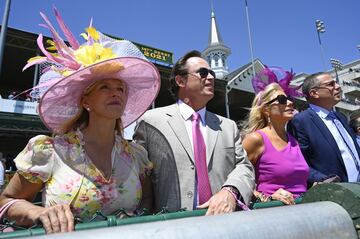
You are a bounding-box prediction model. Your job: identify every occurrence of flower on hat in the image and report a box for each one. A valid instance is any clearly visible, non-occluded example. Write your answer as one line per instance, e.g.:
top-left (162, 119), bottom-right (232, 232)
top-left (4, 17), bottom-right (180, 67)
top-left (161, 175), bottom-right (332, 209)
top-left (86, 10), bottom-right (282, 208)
top-left (74, 43), bottom-right (116, 67)
top-left (82, 27), bottom-right (99, 41)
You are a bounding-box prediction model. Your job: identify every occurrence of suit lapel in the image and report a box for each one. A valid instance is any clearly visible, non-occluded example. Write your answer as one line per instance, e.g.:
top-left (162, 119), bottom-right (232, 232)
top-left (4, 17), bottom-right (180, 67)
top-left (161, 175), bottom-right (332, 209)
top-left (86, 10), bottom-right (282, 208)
top-left (205, 111), bottom-right (220, 166)
top-left (167, 104), bottom-right (194, 163)
top-left (308, 109), bottom-right (345, 165)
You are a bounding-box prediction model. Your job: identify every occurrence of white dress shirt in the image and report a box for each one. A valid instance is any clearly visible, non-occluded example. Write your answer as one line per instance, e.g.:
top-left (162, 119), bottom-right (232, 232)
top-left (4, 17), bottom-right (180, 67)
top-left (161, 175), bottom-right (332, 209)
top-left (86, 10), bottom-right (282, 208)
top-left (310, 104), bottom-right (360, 182)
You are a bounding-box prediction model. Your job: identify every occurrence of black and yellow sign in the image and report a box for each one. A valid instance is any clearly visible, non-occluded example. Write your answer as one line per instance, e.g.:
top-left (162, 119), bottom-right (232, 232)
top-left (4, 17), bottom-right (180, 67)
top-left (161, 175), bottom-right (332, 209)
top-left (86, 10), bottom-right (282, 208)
top-left (105, 33), bottom-right (173, 65)
top-left (139, 46), bottom-right (173, 65)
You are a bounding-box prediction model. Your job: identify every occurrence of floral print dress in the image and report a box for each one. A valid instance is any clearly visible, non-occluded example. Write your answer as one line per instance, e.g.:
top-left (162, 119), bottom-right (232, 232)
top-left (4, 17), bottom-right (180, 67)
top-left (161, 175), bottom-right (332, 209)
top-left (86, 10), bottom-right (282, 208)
top-left (14, 129), bottom-right (152, 221)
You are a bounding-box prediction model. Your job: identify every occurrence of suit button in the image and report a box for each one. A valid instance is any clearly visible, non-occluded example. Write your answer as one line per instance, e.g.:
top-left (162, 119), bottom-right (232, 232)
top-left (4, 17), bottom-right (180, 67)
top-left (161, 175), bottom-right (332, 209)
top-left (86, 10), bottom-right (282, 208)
top-left (190, 165), bottom-right (195, 170)
top-left (187, 191), bottom-right (193, 198)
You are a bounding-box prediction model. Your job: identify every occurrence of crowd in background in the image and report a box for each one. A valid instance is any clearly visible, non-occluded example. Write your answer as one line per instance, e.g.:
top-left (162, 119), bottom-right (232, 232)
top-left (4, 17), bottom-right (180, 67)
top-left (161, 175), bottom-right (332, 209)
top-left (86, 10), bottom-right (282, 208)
top-left (5, 92), bottom-right (38, 102)
top-left (343, 80), bottom-right (360, 88)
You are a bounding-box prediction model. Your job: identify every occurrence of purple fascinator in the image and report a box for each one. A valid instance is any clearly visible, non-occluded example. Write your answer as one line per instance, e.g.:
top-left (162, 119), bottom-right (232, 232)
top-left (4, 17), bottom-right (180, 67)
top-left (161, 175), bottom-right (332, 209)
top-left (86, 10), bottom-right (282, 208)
top-left (251, 66), bottom-right (304, 97)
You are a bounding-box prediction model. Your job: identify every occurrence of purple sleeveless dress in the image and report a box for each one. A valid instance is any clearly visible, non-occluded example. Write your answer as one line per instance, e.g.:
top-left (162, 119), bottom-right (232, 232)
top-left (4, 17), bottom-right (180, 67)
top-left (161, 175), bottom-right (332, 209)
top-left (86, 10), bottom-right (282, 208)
top-left (255, 130), bottom-right (309, 197)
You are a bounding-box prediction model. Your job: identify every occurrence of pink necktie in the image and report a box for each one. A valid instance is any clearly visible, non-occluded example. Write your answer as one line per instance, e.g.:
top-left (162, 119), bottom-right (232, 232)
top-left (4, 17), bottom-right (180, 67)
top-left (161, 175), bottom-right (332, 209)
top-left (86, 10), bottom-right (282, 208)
top-left (192, 112), bottom-right (212, 204)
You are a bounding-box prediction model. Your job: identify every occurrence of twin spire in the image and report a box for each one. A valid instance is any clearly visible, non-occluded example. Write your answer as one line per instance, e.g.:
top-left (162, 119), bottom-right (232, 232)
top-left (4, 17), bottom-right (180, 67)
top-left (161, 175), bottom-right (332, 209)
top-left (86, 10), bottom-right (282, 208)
top-left (209, 11), bottom-right (224, 45)
top-left (202, 7), bottom-right (231, 80)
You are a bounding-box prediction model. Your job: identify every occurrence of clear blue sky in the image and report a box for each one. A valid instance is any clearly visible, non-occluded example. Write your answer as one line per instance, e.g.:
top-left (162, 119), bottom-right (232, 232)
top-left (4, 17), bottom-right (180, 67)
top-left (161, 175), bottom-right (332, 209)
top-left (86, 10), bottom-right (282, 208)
top-left (1, 0), bottom-right (360, 74)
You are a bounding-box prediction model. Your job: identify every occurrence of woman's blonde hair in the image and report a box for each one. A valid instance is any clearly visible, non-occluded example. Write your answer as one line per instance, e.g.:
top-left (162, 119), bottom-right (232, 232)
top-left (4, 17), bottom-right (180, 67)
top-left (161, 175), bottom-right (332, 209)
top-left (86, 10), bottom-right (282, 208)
top-left (56, 79), bottom-right (124, 136)
top-left (241, 83), bottom-right (283, 136)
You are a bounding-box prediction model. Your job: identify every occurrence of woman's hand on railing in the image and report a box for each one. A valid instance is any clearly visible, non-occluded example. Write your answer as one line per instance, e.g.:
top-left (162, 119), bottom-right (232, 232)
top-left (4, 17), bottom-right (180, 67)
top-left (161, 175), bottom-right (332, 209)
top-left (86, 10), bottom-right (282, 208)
top-left (271, 188), bottom-right (295, 205)
top-left (30, 204), bottom-right (74, 234)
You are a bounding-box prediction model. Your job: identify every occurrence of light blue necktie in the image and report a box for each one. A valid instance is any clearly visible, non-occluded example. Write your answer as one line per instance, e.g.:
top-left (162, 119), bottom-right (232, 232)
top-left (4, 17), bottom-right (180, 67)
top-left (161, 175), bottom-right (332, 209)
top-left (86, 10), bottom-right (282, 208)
top-left (328, 111), bottom-right (360, 181)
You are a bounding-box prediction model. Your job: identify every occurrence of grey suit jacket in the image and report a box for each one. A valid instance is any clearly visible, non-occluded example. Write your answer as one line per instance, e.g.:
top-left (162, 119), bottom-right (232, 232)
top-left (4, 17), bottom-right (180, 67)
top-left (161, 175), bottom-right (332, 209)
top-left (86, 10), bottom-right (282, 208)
top-left (133, 104), bottom-right (255, 212)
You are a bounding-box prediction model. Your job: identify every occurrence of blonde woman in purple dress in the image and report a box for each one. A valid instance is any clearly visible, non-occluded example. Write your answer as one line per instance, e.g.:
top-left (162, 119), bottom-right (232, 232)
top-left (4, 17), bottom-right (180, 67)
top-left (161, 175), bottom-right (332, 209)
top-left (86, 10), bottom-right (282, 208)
top-left (242, 67), bottom-right (309, 205)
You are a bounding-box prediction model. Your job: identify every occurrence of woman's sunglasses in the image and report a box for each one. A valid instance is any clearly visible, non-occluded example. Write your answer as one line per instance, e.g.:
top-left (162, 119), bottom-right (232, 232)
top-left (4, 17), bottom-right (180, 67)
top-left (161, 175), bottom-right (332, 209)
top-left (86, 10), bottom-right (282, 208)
top-left (195, 67), bottom-right (216, 78)
top-left (265, 94), bottom-right (293, 105)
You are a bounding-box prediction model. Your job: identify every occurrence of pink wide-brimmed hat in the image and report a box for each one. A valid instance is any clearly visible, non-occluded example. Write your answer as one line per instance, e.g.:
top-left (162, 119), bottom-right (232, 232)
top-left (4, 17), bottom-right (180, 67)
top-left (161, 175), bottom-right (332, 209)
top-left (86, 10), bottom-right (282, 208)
top-left (24, 7), bottom-right (160, 132)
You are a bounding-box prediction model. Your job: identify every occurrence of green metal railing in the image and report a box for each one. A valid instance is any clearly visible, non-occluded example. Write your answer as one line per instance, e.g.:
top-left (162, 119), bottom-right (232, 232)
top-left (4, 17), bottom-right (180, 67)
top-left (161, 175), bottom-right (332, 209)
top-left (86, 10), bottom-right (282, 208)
top-left (0, 199), bottom-right (301, 238)
top-left (251, 197), bottom-right (302, 209)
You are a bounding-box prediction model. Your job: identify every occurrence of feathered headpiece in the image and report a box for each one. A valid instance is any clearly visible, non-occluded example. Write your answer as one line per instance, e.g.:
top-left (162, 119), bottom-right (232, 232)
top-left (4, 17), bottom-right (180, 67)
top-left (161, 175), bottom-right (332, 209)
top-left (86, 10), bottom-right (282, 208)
top-left (251, 66), bottom-right (303, 97)
top-left (23, 6), bottom-right (127, 77)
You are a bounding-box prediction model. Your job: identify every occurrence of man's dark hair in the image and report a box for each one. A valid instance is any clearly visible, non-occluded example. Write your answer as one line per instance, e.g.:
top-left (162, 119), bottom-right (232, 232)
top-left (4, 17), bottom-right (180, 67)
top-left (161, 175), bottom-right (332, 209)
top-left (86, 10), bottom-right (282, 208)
top-left (350, 114), bottom-right (360, 134)
top-left (302, 72), bottom-right (326, 98)
top-left (168, 50), bottom-right (202, 100)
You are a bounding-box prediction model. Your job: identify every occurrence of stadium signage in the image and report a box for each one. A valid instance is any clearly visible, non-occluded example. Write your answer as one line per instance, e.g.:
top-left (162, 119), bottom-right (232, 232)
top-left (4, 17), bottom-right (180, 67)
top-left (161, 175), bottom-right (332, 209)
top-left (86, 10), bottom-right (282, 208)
top-left (0, 99), bottom-right (38, 115)
top-left (139, 46), bottom-right (173, 65)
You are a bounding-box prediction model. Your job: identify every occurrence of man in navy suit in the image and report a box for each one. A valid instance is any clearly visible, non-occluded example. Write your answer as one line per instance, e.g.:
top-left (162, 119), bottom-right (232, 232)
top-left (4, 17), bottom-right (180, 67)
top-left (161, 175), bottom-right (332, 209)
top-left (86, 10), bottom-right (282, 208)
top-left (288, 72), bottom-right (360, 184)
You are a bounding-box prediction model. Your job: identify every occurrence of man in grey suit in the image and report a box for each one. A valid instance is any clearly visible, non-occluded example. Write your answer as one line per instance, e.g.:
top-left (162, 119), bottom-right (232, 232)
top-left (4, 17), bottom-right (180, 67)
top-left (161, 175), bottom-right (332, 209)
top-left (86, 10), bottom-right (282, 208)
top-left (133, 50), bottom-right (255, 215)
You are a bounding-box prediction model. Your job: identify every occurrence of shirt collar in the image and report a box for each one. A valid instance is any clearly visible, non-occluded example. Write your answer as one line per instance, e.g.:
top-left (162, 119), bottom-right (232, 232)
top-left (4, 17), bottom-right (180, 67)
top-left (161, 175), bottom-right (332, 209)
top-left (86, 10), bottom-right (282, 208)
top-left (309, 104), bottom-right (331, 119)
top-left (177, 99), bottom-right (206, 124)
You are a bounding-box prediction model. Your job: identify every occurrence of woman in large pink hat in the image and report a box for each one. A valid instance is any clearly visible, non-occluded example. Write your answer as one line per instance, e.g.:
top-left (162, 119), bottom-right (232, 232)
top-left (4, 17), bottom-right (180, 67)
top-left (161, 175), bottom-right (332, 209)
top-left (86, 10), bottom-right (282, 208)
top-left (0, 7), bottom-right (160, 234)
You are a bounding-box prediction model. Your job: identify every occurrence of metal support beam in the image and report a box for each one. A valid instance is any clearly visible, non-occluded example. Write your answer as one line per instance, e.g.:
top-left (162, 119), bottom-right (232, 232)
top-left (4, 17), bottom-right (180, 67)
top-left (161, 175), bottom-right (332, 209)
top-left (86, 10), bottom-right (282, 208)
top-left (0, 0), bottom-right (11, 78)
top-left (33, 49), bottom-right (40, 87)
top-left (225, 76), bottom-right (239, 119)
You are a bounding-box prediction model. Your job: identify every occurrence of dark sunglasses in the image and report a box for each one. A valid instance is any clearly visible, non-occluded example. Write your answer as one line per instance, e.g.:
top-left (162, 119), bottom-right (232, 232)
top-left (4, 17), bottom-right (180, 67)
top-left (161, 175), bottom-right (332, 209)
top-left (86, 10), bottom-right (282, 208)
top-left (195, 67), bottom-right (216, 78)
top-left (266, 95), bottom-right (293, 105)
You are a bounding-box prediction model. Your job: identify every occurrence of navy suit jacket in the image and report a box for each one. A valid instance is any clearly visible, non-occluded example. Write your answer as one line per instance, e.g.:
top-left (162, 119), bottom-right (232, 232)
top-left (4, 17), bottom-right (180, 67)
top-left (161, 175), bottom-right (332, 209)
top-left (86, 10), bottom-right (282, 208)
top-left (288, 108), bottom-right (360, 183)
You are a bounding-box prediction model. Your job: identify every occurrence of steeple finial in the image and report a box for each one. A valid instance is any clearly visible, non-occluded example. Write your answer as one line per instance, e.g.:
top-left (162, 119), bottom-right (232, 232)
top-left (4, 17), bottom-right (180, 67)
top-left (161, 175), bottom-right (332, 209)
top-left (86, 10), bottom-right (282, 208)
top-left (208, 3), bottom-right (223, 45)
top-left (202, 0), bottom-right (231, 80)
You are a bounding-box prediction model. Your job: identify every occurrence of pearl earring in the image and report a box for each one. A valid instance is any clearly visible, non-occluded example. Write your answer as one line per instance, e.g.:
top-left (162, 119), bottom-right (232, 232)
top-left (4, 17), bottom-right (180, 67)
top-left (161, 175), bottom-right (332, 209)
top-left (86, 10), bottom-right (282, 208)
top-left (86, 107), bottom-right (90, 112)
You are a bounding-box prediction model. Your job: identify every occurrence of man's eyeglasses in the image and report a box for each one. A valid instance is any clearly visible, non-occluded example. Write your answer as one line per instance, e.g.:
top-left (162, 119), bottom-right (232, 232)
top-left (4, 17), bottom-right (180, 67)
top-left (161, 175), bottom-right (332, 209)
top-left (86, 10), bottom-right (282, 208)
top-left (265, 94), bottom-right (293, 105)
top-left (188, 67), bottom-right (216, 79)
top-left (312, 80), bottom-right (337, 89)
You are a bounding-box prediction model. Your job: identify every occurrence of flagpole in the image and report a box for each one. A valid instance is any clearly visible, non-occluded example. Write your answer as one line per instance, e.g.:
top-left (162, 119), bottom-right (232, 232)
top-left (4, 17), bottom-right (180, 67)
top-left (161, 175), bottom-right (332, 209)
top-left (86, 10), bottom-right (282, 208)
top-left (244, 0), bottom-right (256, 77)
